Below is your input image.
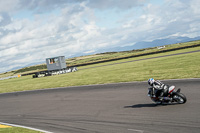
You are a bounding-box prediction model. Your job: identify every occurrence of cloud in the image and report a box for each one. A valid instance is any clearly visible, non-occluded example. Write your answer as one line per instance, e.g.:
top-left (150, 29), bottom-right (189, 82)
top-left (120, 0), bottom-right (200, 41)
top-left (0, 0), bottom-right (83, 14)
top-left (0, 12), bottom-right (11, 26)
top-left (0, 0), bottom-right (146, 15)
top-left (0, 2), bottom-right (103, 69)
top-left (86, 0), bottom-right (146, 9)
top-left (0, 0), bottom-right (200, 73)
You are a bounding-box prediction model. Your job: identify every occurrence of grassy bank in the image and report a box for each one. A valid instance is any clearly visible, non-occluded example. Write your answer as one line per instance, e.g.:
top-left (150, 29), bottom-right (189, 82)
top-left (0, 127), bottom-right (42, 133)
top-left (0, 46), bottom-right (199, 93)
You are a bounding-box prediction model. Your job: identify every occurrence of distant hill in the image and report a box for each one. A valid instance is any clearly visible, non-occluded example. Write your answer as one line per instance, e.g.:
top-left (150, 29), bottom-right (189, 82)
top-left (106, 36), bottom-right (200, 52)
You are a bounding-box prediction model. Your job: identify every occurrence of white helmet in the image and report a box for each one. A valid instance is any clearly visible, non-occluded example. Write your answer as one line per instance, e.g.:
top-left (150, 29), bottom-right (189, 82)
top-left (148, 78), bottom-right (155, 86)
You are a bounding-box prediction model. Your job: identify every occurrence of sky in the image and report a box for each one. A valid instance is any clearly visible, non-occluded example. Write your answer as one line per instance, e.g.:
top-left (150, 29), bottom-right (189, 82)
top-left (0, 0), bottom-right (200, 73)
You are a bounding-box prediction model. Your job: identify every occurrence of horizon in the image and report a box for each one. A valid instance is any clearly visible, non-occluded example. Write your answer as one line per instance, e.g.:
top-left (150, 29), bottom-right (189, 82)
top-left (2, 38), bottom-right (200, 74)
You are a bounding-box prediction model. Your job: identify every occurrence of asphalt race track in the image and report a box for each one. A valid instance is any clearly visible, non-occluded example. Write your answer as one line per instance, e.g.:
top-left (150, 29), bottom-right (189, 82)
top-left (0, 79), bottom-right (200, 133)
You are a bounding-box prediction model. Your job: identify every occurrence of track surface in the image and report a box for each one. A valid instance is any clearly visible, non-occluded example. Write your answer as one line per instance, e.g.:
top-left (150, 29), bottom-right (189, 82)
top-left (0, 79), bottom-right (200, 133)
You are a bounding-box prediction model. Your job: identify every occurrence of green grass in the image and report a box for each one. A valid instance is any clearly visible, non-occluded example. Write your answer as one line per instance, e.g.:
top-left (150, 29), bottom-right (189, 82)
top-left (0, 46), bottom-right (199, 94)
top-left (0, 127), bottom-right (42, 133)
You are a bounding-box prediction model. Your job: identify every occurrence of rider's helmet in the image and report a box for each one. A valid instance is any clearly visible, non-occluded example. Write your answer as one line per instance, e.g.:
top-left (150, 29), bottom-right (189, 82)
top-left (148, 78), bottom-right (155, 86)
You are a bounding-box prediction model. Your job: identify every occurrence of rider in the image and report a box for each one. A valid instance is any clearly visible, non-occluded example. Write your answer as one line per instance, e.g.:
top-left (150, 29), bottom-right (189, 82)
top-left (148, 78), bottom-right (168, 100)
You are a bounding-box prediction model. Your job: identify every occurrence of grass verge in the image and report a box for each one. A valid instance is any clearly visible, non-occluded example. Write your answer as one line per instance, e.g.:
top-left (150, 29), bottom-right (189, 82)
top-left (0, 127), bottom-right (42, 133)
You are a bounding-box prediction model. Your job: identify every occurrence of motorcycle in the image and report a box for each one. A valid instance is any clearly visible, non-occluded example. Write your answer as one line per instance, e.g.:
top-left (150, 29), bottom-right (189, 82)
top-left (148, 85), bottom-right (187, 104)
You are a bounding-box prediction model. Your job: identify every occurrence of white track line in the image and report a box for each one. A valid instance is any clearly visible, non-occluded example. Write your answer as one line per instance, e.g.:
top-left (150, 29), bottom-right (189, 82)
top-left (0, 122), bottom-right (53, 133)
top-left (128, 129), bottom-right (144, 133)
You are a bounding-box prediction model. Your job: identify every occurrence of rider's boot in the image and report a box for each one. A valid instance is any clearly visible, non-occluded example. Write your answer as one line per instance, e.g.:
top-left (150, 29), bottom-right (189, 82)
top-left (158, 96), bottom-right (172, 101)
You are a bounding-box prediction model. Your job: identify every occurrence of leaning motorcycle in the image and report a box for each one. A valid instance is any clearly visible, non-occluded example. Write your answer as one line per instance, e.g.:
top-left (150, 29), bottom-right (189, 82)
top-left (148, 86), bottom-right (187, 104)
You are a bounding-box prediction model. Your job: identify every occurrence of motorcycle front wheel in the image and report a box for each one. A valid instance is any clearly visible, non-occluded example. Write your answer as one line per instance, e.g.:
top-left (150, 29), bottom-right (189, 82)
top-left (173, 92), bottom-right (187, 104)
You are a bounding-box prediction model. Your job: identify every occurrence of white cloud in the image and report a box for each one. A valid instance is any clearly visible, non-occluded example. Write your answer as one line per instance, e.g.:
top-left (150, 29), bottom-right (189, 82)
top-left (86, 0), bottom-right (146, 9)
top-left (0, 0), bottom-right (200, 73)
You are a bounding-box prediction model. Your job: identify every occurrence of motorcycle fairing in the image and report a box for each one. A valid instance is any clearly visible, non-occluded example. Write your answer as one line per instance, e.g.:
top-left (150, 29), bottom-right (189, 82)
top-left (169, 85), bottom-right (175, 93)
